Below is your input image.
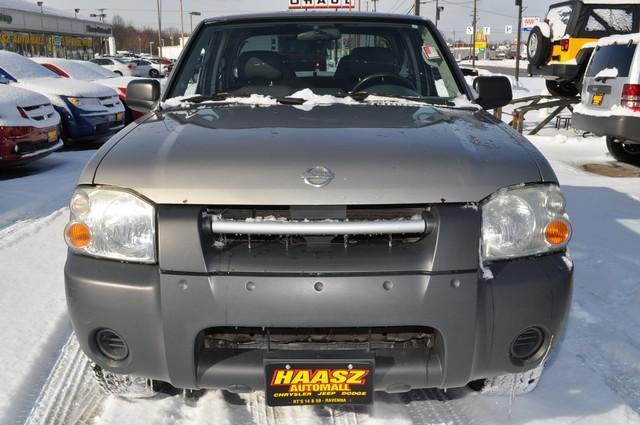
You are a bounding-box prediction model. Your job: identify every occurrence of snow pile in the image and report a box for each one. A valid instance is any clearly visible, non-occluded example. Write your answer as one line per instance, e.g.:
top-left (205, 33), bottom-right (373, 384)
top-left (594, 67), bottom-right (619, 80)
top-left (597, 32), bottom-right (640, 47)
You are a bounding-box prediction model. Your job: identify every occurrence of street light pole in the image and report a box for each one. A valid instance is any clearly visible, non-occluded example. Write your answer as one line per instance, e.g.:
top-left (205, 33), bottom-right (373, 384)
top-left (414, 0), bottom-right (420, 16)
top-left (472, 0), bottom-right (477, 68)
top-left (156, 0), bottom-right (162, 58)
top-left (179, 0), bottom-right (184, 47)
top-left (189, 11), bottom-right (201, 33)
top-left (515, 0), bottom-right (523, 82)
top-left (150, 41), bottom-right (154, 56)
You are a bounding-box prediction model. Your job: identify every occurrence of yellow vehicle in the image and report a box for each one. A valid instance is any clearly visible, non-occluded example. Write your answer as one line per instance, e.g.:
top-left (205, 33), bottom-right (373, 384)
top-left (527, 0), bottom-right (640, 97)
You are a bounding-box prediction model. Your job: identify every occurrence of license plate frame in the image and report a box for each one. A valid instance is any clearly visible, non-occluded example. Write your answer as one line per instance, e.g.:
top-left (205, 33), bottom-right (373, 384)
top-left (264, 353), bottom-right (374, 407)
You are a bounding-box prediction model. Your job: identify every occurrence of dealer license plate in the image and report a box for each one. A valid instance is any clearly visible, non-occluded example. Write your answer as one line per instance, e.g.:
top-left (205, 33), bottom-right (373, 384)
top-left (265, 359), bottom-right (374, 406)
top-left (116, 111), bottom-right (124, 122)
top-left (592, 94), bottom-right (604, 105)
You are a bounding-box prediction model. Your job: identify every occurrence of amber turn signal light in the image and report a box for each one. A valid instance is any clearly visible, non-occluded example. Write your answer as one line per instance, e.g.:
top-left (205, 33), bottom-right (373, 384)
top-left (545, 220), bottom-right (571, 245)
top-left (66, 223), bottom-right (91, 248)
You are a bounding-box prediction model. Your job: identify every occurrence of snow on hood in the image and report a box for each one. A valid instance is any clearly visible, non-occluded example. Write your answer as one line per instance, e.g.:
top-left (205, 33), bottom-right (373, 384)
top-left (15, 77), bottom-right (117, 98)
top-left (162, 88), bottom-right (476, 111)
top-left (597, 33), bottom-right (640, 47)
top-left (0, 84), bottom-right (60, 127)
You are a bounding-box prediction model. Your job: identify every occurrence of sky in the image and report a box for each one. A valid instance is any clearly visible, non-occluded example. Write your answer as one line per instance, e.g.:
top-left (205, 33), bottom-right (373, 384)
top-left (41, 0), bottom-right (554, 41)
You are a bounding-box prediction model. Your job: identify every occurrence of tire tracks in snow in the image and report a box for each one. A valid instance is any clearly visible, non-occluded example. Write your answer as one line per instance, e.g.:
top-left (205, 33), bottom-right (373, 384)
top-left (24, 335), bottom-right (105, 425)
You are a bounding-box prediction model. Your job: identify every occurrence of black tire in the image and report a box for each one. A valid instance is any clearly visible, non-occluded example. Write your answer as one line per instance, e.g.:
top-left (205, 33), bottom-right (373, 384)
top-left (546, 80), bottom-right (579, 98)
top-left (527, 27), bottom-right (551, 66)
top-left (607, 137), bottom-right (640, 164)
top-left (149, 68), bottom-right (160, 78)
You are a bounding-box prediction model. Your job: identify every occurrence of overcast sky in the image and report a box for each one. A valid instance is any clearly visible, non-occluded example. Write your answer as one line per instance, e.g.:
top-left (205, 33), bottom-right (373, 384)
top-left (43, 0), bottom-right (555, 41)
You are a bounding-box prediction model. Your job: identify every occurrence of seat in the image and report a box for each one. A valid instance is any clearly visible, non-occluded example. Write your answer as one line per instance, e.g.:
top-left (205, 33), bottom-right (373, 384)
top-left (233, 51), bottom-right (303, 97)
top-left (334, 47), bottom-right (401, 91)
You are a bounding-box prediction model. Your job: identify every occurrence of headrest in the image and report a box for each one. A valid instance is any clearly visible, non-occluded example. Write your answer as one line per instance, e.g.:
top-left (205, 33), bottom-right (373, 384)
top-left (237, 51), bottom-right (293, 81)
top-left (334, 47), bottom-right (399, 82)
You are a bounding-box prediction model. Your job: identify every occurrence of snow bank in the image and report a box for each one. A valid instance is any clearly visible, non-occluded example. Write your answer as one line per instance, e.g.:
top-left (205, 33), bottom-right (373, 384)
top-left (0, 211), bottom-right (71, 424)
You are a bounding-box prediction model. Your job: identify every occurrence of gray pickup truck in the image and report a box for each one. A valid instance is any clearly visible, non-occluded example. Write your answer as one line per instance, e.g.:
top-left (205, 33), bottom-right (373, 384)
top-left (64, 12), bottom-right (573, 406)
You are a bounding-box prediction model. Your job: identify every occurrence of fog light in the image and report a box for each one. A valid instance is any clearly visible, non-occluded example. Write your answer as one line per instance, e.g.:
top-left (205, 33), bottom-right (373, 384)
top-left (510, 327), bottom-right (544, 361)
top-left (95, 329), bottom-right (129, 361)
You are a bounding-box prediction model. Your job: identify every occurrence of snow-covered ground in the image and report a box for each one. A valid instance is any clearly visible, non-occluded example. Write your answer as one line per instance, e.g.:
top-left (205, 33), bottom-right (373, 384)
top-left (1, 76), bottom-right (640, 425)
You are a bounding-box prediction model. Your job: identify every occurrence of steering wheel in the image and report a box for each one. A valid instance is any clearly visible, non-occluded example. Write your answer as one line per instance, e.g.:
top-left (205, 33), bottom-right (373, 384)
top-left (351, 73), bottom-right (415, 93)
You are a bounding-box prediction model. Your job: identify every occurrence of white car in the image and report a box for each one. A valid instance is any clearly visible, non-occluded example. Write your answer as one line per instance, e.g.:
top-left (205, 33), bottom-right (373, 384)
top-left (90, 57), bottom-right (136, 76)
top-left (33, 57), bottom-right (145, 123)
top-left (128, 59), bottom-right (163, 78)
top-left (0, 51), bottom-right (125, 143)
top-left (0, 81), bottom-right (62, 166)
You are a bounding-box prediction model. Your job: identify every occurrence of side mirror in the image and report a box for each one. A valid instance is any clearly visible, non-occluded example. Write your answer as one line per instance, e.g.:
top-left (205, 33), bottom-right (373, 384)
top-left (473, 76), bottom-right (512, 110)
top-left (126, 79), bottom-right (161, 113)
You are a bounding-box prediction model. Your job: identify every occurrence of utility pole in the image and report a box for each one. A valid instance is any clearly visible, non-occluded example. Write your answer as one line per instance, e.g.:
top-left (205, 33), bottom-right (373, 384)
top-left (472, 0), bottom-right (477, 68)
top-left (435, 0), bottom-right (444, 28)
top-left (415, 0), bottom-right (420, 16)
top-left (179, 0), bottom-right (184, 47)
top-left (371, 0), bottom-right (378, 12)
top-left (156, 0), bottom-right (162, 58)
top-left (515, 0), bottom-right (523, 82)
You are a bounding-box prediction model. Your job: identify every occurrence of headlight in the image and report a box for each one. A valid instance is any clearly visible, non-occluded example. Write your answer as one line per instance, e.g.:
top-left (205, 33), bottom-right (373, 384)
top-left (66, 97), bottom-right (100, 108)
top-left (481, 184), bottom-right (571, 261)
top-left (64, 187), bottom-right (156, 263)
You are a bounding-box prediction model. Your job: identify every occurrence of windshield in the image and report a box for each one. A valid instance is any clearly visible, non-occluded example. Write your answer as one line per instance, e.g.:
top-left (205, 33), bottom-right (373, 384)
top-left (0, 52), bottom-right (59, 80)
top-left (168, 20), bottom-right (463, 101)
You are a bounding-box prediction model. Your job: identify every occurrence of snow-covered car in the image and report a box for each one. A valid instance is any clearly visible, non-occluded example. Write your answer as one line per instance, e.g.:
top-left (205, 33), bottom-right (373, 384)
top-left (0, 51), bottom-right (126, 144)
top-left (90, 57), bottom-right (136, 76)
top-left (573, 33), bottom-right (640, 163)
top-left (64, 13), bottom-right (573, 406)
top-left (33, 57), bottom-right (144, 123)
top-left (527, 0), bottom-right (640, 98)
top-left (128, 59), bottom-right (162, 78)
top-left (0, 80), bottom-right (61, 167)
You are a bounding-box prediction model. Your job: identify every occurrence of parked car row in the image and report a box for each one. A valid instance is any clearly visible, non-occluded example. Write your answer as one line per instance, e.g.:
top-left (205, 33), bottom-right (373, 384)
top-left (90, 55), bottom-right (174, 78)
top-left (0, 51), bottom-right (162, 167)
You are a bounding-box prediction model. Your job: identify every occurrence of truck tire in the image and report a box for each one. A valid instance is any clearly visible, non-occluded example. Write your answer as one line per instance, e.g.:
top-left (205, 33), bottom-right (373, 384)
top-left (546, 80), bottom-right (579, 98)
top-left (476, 362), bottom-right (545, 395)
top-left (607, 137), bottom-right (640, 164)
top-left (527, 27), bottom-right (551, 66)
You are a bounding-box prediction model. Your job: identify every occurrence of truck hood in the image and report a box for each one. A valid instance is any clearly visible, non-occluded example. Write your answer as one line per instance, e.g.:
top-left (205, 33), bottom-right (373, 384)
top-left (92, 104), bottom-right (547, 205)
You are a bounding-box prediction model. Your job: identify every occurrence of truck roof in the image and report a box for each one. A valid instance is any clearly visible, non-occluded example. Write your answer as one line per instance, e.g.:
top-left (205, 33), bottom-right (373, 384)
top-left (203, 11), bottom-right (429, 25)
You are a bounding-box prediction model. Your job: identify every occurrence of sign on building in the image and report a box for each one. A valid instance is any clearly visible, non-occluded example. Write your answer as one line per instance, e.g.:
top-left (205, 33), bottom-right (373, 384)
top-left (522, 16), bottom-right (541, 32)
top-left (288, 0), bottom-right (355, 9)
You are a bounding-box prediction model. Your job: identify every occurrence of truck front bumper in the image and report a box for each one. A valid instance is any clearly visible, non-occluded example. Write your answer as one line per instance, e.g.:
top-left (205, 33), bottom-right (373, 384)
top-left (65, 253), bottom-right (573, 392)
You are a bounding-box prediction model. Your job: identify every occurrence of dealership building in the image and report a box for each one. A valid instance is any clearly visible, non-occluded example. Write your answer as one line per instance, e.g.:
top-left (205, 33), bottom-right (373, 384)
top-left (0, 0), bottom-right (111, 59)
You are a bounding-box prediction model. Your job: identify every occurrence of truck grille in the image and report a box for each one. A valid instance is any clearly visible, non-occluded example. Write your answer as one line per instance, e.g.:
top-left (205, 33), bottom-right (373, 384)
top-left (203, 327), bottom-right (435, 351)
top-left (205, 205), bottom-right (433, 247)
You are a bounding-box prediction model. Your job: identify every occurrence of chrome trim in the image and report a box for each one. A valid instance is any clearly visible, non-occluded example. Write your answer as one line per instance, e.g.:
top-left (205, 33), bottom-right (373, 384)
top-left (210, 217), bottom-right (426, 235)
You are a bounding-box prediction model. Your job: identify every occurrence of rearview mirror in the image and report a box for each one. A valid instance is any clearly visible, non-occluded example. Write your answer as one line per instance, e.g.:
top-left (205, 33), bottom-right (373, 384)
top-left (126, 79), bottom-right (161, 113)
top-left (473, 76), bottom-right (512, 110)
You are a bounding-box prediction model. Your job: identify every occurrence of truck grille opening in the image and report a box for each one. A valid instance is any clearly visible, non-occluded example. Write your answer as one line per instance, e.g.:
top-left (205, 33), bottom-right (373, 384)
top-left (202, 327), bottom-right (435, 351)
top-left (205, 205), bottom-right (433, 248)
top-left (510, 327), bottom-right (544, 361)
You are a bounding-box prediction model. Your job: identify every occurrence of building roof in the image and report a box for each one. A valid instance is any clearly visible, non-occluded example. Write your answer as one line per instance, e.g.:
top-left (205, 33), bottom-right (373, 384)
top-left (0, 0), bottom-right (104, 22)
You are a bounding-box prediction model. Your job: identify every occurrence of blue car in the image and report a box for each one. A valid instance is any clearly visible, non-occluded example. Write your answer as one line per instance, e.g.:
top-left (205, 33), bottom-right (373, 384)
top-left (0, 51), bottom-right (125, 144)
